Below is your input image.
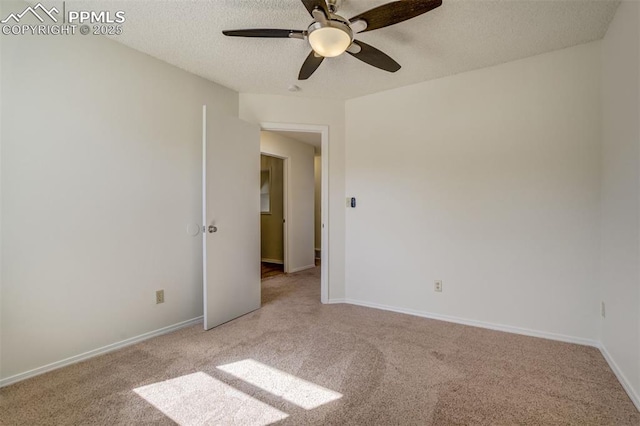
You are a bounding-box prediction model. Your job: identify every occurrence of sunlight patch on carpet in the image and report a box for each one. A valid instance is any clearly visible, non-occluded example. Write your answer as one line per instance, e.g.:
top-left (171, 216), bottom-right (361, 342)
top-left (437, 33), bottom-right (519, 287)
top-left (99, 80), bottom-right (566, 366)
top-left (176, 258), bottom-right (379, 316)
top-left (217, 359), bottom-right (342, 410)
top-left (133, 372), bottom-right (288, 426)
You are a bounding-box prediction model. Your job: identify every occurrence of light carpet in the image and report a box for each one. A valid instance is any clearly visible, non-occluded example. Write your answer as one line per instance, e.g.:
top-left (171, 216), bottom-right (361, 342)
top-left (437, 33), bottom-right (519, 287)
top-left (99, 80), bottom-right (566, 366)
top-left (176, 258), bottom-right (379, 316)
top-left (1, 266), bottom-right (638, 425)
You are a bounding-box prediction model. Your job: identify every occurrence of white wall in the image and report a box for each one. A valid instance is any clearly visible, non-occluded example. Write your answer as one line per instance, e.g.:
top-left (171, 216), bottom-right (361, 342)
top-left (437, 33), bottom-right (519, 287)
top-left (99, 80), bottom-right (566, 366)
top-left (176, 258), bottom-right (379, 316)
top-left (345, 42), bottom-right (602, 342)
top-left (260, 132), bottom-right (315, 271)
top-left (600, 0), bottom-right (640, 406)
top-left (0, 2), bottom-right (4, 376)
top-left (314, 155), bottom-right (322, 253)
top-left (1, 17), bottom-right (238, 379)
top-left (240, 95), bottom-right (346, 300)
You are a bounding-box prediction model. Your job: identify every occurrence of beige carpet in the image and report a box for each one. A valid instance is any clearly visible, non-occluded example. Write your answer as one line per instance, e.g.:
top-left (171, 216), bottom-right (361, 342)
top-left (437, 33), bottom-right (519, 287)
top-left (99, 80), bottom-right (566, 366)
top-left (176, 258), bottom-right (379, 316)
top-left (1, 266), bottom-right (638, 425)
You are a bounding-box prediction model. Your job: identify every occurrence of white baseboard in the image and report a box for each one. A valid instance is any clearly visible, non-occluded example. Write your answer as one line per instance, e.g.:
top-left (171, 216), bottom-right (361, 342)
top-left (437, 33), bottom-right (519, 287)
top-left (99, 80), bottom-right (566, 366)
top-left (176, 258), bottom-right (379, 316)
top-left (325, 298), bottom-right (346, 304)
top-left (0, 316), bottom-right (203, 388)
top-left (261, 258), bottom-right (283, 264)
top-left (340, 298), bottom-right (599, 347)
top-left (599, 344), bottom-right (640, 411)
top-left (289, 264), bottom-right (316, 273)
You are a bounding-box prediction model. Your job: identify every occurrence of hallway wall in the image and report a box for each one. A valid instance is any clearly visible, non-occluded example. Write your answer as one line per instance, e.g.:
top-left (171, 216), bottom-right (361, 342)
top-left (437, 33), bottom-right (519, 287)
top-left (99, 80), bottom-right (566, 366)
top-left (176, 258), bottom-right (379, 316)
top-left (261, 155), bottom-right (284, 263)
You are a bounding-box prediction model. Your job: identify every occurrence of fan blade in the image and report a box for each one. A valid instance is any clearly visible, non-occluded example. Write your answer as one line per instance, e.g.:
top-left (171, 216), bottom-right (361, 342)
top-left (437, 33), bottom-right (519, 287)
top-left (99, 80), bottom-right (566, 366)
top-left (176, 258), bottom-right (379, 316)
top-left (349, 0), bottom-right (442, 33)
top-left (298, 50), bottom-right (325, 80)
top-left (301, 0), bottom-right (329, 18)
top-left (222, 29), bottom-right (305, 39)
top-left (348, 40), bottom-right (401, 73)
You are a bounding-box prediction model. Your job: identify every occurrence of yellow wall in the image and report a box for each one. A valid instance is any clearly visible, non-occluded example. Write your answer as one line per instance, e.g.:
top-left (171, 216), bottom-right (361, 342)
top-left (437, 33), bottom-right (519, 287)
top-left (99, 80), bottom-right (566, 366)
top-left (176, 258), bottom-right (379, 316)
top-left (260, 155), bottom-right (284, 262)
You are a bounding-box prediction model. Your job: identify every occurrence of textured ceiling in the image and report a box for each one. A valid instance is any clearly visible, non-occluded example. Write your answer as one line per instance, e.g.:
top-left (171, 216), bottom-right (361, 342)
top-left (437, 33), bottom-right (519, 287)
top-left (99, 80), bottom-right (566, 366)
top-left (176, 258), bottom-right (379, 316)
top-left (55, 0), bottom-right (619, 99)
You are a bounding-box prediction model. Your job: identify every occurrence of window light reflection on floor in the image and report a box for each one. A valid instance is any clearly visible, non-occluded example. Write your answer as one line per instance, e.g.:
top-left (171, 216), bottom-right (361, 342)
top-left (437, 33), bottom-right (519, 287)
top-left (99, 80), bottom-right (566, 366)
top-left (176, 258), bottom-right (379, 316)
top-left (133, 371), bottom-right (288, 426)
top-left (217, 359), bottom-right (343, 410)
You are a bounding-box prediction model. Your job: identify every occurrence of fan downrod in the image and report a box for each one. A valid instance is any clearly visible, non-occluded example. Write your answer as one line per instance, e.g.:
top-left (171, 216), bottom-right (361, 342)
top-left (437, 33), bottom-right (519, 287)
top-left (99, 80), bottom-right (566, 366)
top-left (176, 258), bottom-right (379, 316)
top-left (326, 0), bottom-right (342, 14)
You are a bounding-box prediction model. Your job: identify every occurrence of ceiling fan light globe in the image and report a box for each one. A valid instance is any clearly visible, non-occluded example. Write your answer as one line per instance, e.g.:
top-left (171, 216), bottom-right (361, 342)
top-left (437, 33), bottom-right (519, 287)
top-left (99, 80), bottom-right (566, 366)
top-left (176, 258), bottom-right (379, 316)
top-left (308, 26), bottom-right (351, 57)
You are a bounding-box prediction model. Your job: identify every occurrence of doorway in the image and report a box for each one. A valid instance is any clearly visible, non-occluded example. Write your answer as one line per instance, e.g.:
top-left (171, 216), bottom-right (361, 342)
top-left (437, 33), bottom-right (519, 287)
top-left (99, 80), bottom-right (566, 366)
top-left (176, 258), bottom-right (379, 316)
top-left (260, 154), bottom-right (286, 279)
top-left (259, 124), bottom-right (329, 303)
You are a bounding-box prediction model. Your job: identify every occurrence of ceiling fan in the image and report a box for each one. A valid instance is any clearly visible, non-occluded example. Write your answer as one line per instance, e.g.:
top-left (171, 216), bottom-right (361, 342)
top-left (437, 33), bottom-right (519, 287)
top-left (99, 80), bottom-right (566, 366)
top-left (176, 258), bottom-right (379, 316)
top-left (222, 0), bottom-right (442, 80)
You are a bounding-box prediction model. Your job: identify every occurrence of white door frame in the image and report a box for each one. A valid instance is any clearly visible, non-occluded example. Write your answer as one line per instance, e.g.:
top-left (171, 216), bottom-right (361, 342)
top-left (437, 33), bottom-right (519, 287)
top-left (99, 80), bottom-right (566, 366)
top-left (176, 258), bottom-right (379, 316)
top-left (260, 122), bottom-right (330, 304)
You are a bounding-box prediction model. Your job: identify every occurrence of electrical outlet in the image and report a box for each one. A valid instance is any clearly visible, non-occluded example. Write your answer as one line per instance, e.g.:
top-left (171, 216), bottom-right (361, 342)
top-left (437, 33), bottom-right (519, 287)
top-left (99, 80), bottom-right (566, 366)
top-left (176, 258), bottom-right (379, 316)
top-left (434, 280), bottom-right (443, 292)
top-left (601, 301), bottom-right (605, 318)
top-left (156, 290), bottom-right (165, 304)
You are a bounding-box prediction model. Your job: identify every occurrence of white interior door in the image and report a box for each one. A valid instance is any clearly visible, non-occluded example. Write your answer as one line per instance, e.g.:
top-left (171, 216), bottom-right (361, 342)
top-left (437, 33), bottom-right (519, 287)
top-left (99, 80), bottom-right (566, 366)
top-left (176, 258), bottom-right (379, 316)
top-left (203, 106), bottom-right (261, 330)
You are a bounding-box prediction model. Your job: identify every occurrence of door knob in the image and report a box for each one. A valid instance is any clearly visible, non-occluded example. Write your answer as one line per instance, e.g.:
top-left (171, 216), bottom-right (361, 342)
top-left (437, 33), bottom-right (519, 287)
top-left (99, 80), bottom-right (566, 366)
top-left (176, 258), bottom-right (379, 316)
top-left (208, 225), bottom-right (218, 233)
